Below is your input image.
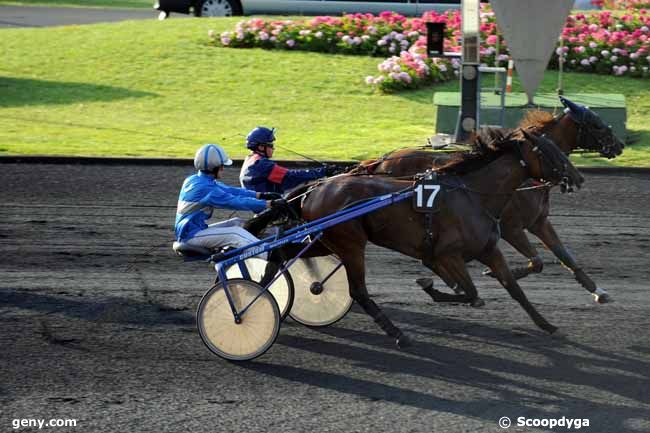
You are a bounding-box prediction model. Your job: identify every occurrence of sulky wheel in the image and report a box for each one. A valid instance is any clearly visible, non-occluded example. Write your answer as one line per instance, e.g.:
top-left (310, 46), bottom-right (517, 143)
top-left (225, 258), bottom-right (294, 320)
top-left (289, 256), bottom-right (353, 327)
top-left (197, 278), bottom-right (280, 361)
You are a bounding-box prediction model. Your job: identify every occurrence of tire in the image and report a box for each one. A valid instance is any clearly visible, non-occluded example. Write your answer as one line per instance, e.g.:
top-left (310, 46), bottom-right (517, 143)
top-left (225, 258), bottom-right (295, 321)
top-left (194, 0), bottom-right (242, 17)
top-left (197, 279), bottom-right (280, 361)
top-left (289, 256), bottom-right (353, 327)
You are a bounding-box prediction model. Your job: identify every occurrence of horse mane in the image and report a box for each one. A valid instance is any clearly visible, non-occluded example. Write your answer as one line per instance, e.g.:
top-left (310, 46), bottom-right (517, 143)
top-left (433, 127), bottom-right (522, 175)
top-left (519, 110), bottom-right (556, 132)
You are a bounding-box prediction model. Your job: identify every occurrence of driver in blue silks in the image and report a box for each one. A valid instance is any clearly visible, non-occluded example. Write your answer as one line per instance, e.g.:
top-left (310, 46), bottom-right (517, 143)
top-left (239, 126), bottom-right (338, 194)
top-left (175, 144), bottom-right (286, 253)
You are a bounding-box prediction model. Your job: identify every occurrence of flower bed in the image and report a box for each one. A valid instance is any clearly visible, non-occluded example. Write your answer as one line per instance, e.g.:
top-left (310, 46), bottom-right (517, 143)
top-left (211, 5), bottom-right (650, 93)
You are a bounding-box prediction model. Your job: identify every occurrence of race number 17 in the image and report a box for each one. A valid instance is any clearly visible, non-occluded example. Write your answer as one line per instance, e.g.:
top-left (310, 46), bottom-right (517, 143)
top-left (414, 183), bottom-right (441, 210)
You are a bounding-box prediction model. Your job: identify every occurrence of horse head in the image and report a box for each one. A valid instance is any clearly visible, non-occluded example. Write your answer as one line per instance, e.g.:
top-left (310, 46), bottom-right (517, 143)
top-left (520, 129), bottom-right (585, 193)
top-left (560, 96), bottom-right (624, 159)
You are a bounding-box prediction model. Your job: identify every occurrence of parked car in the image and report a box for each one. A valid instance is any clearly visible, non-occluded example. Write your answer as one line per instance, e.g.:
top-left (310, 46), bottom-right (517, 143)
top-left (155, 0), bottom-right (462, 19)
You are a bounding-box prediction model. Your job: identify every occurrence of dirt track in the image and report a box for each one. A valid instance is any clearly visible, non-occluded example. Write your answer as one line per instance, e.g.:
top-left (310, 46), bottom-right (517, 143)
top-left (1, 163), bottom-right (649, 433)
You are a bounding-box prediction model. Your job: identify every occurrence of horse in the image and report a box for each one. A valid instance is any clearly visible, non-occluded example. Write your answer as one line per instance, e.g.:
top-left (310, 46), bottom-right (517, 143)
top-left (352, 97), bottom-right (624, 304)
top-left (296, 129), bottom-right (584, 347)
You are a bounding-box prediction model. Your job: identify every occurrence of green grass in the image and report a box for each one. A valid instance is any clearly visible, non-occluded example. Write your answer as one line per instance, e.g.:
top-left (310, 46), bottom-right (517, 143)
top-left (0, 0), bottom-right (150, 8)
top-left (1, 17), bottom-right (649, 166)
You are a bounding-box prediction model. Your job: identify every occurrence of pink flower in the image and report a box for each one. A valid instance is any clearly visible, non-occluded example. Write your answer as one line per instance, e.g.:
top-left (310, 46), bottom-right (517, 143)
top-left (486, 35), bottom-right (498, 45)
top-left (365, 76), bottom-right (374, 85)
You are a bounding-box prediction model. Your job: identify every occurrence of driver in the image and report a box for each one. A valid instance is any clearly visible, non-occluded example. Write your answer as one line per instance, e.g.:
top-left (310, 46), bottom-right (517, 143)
top-left (174, 144), bottom-right (286, 254)
top-left (239, 126), bottom-right (338, 194)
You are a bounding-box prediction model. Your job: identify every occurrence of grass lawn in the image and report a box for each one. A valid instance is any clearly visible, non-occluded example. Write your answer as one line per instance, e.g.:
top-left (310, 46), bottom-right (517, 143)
top-left (0, 0), bottom-right (150, 8)
top-left (1, 17), bottom-right (649, 166)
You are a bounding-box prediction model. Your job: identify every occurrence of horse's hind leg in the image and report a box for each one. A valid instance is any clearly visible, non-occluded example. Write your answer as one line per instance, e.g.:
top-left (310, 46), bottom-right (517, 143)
top-left (479, 247), bottom-right (558, 334)
top-left (528, 217), bottom-right (611, 303)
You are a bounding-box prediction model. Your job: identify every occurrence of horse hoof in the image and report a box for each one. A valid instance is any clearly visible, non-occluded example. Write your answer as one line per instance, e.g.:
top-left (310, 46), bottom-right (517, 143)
top-left (593, 291), bottom-right (613, 304)
top-left (482, 268), bottom-right (496, 278)
top-left (416, 278), bottom-right (433, 290)
top-left (471, 298), bottom-right (486, 308)
top-left (550, 328), bottom-right (566, 339)
top-left (396, 334), bottom-right (412, 348)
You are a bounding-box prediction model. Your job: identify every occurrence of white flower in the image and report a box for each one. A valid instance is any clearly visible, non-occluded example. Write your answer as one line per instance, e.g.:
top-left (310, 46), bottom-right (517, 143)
top-left (613, 48), bottom-right (621, 54)
top-left (589, 42), bottom-right (598, 49)
top-left (589, 56), bottom-right (598, 63)
top-left (581, 59), bottom-right (590, 66)
top-left (377, 39), bottom-right (387, 47)
top-left (610, 55), bottom-right (618, 62)
top-left (601, 50), bottom-right (610, 57)
top-left (315, 31), bottom-right (323, 38)
top-left (342, 35), bottom-right (351, 43)
top-left (353, 36), bottom-right (362, 45)
top-left (631, 53), bottom-right (639, 60)
top-left (438, 64), bottom-right (447, 72)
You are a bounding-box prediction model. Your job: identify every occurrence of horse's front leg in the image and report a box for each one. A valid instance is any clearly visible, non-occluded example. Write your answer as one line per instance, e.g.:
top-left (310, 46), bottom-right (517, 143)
top-left (486, 223), bottom-right (543, 280)
top-left (528, 217), bottom-right (611, 303)
top-left (479, 247), bottom-right (559, 335)
top-left (335, 243), bottom-right (411, 348)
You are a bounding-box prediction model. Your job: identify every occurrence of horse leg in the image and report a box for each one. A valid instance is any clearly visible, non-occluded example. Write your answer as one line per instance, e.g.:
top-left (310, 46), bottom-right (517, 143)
top-left (433, 256), bottom-right (485, 308)
top-left (335, 244), bottom-right (411, 348)
top-left (485, 225), bottom-right (543, 281)
top-left (479, 247), bottom-right (558, 334)
top-left (416, 262), bottom-right (465, 301)
top-left (528, 217), bottom-right (611, 303)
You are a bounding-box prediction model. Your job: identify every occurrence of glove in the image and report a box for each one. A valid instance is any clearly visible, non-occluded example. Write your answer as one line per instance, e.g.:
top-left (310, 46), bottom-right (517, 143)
top-left (271, 198), bottom-right (288, 209)
top-left (259, 192), bottom-right (282, 200)
top-left (324, 164), bottom-right (339, 176)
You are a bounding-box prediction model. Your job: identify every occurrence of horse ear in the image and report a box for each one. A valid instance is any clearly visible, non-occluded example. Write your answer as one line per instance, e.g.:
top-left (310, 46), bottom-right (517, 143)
top-left (559, 96), bottom-right (586, 117)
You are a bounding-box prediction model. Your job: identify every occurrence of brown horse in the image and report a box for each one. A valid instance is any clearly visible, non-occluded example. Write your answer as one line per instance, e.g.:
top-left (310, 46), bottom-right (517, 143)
top-left (298, 130), bottom-right (583, 347)
top-left (353, 100), bottom-right (624, 304)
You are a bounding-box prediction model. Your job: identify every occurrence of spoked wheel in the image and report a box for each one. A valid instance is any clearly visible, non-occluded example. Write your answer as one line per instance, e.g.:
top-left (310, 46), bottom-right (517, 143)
top-left (225, 258), bottom-right (294, 320)
top-left (289, 256), bottom-right (353, 327)
top-left (197, 278), bottom-right (280, 361)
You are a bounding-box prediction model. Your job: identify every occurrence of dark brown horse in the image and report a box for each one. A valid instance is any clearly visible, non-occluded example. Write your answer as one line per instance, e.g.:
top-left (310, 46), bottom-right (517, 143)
top-left (298, 130), bottom-right (583, 346)
top-left (353, 99), bottom-right (624, 304)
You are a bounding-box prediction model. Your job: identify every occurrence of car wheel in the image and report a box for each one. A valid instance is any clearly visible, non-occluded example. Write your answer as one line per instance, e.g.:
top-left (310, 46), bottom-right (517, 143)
top-left (194, 0), bottom-right (242, 17)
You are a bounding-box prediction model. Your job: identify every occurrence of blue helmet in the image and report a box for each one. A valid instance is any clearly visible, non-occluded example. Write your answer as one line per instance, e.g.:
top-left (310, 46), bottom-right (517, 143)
top-left (246, 126), bottom-right (276, 150)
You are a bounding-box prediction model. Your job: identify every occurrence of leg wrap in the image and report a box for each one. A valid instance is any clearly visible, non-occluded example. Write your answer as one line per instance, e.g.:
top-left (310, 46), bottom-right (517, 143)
top-left (374, 312), bottom-right (402, 338)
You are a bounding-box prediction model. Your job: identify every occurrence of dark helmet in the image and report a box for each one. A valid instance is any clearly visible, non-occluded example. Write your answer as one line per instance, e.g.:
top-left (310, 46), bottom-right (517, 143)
top-left (246, 126), bottom-right (276, 150)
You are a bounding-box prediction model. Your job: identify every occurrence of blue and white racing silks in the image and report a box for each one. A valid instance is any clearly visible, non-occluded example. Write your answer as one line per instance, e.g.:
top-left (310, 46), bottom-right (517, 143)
top-left (174, 171), bottom-right (267, 242)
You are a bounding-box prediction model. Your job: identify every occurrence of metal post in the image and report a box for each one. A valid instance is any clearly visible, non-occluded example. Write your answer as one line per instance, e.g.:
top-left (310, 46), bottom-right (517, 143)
top-left (557, 36), bottom-right (564, 96)
top-left (456, 0), bottom-right (481, 142)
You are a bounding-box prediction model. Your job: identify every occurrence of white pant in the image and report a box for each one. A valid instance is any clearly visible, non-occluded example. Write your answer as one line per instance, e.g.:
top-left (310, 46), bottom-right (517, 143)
top-left (186, 218), bottom-right (266, 259)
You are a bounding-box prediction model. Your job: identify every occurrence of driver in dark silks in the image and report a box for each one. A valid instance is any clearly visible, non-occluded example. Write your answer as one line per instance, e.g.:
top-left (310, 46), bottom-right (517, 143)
top-left (239, 126), bottom-right (338, 194)
top-left (174, 144), bottom-right (290, 284)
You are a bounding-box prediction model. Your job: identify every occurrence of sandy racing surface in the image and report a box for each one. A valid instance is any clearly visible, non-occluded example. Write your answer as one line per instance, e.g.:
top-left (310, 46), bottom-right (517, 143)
top-left (1, 163), bottom-right (649, 433)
